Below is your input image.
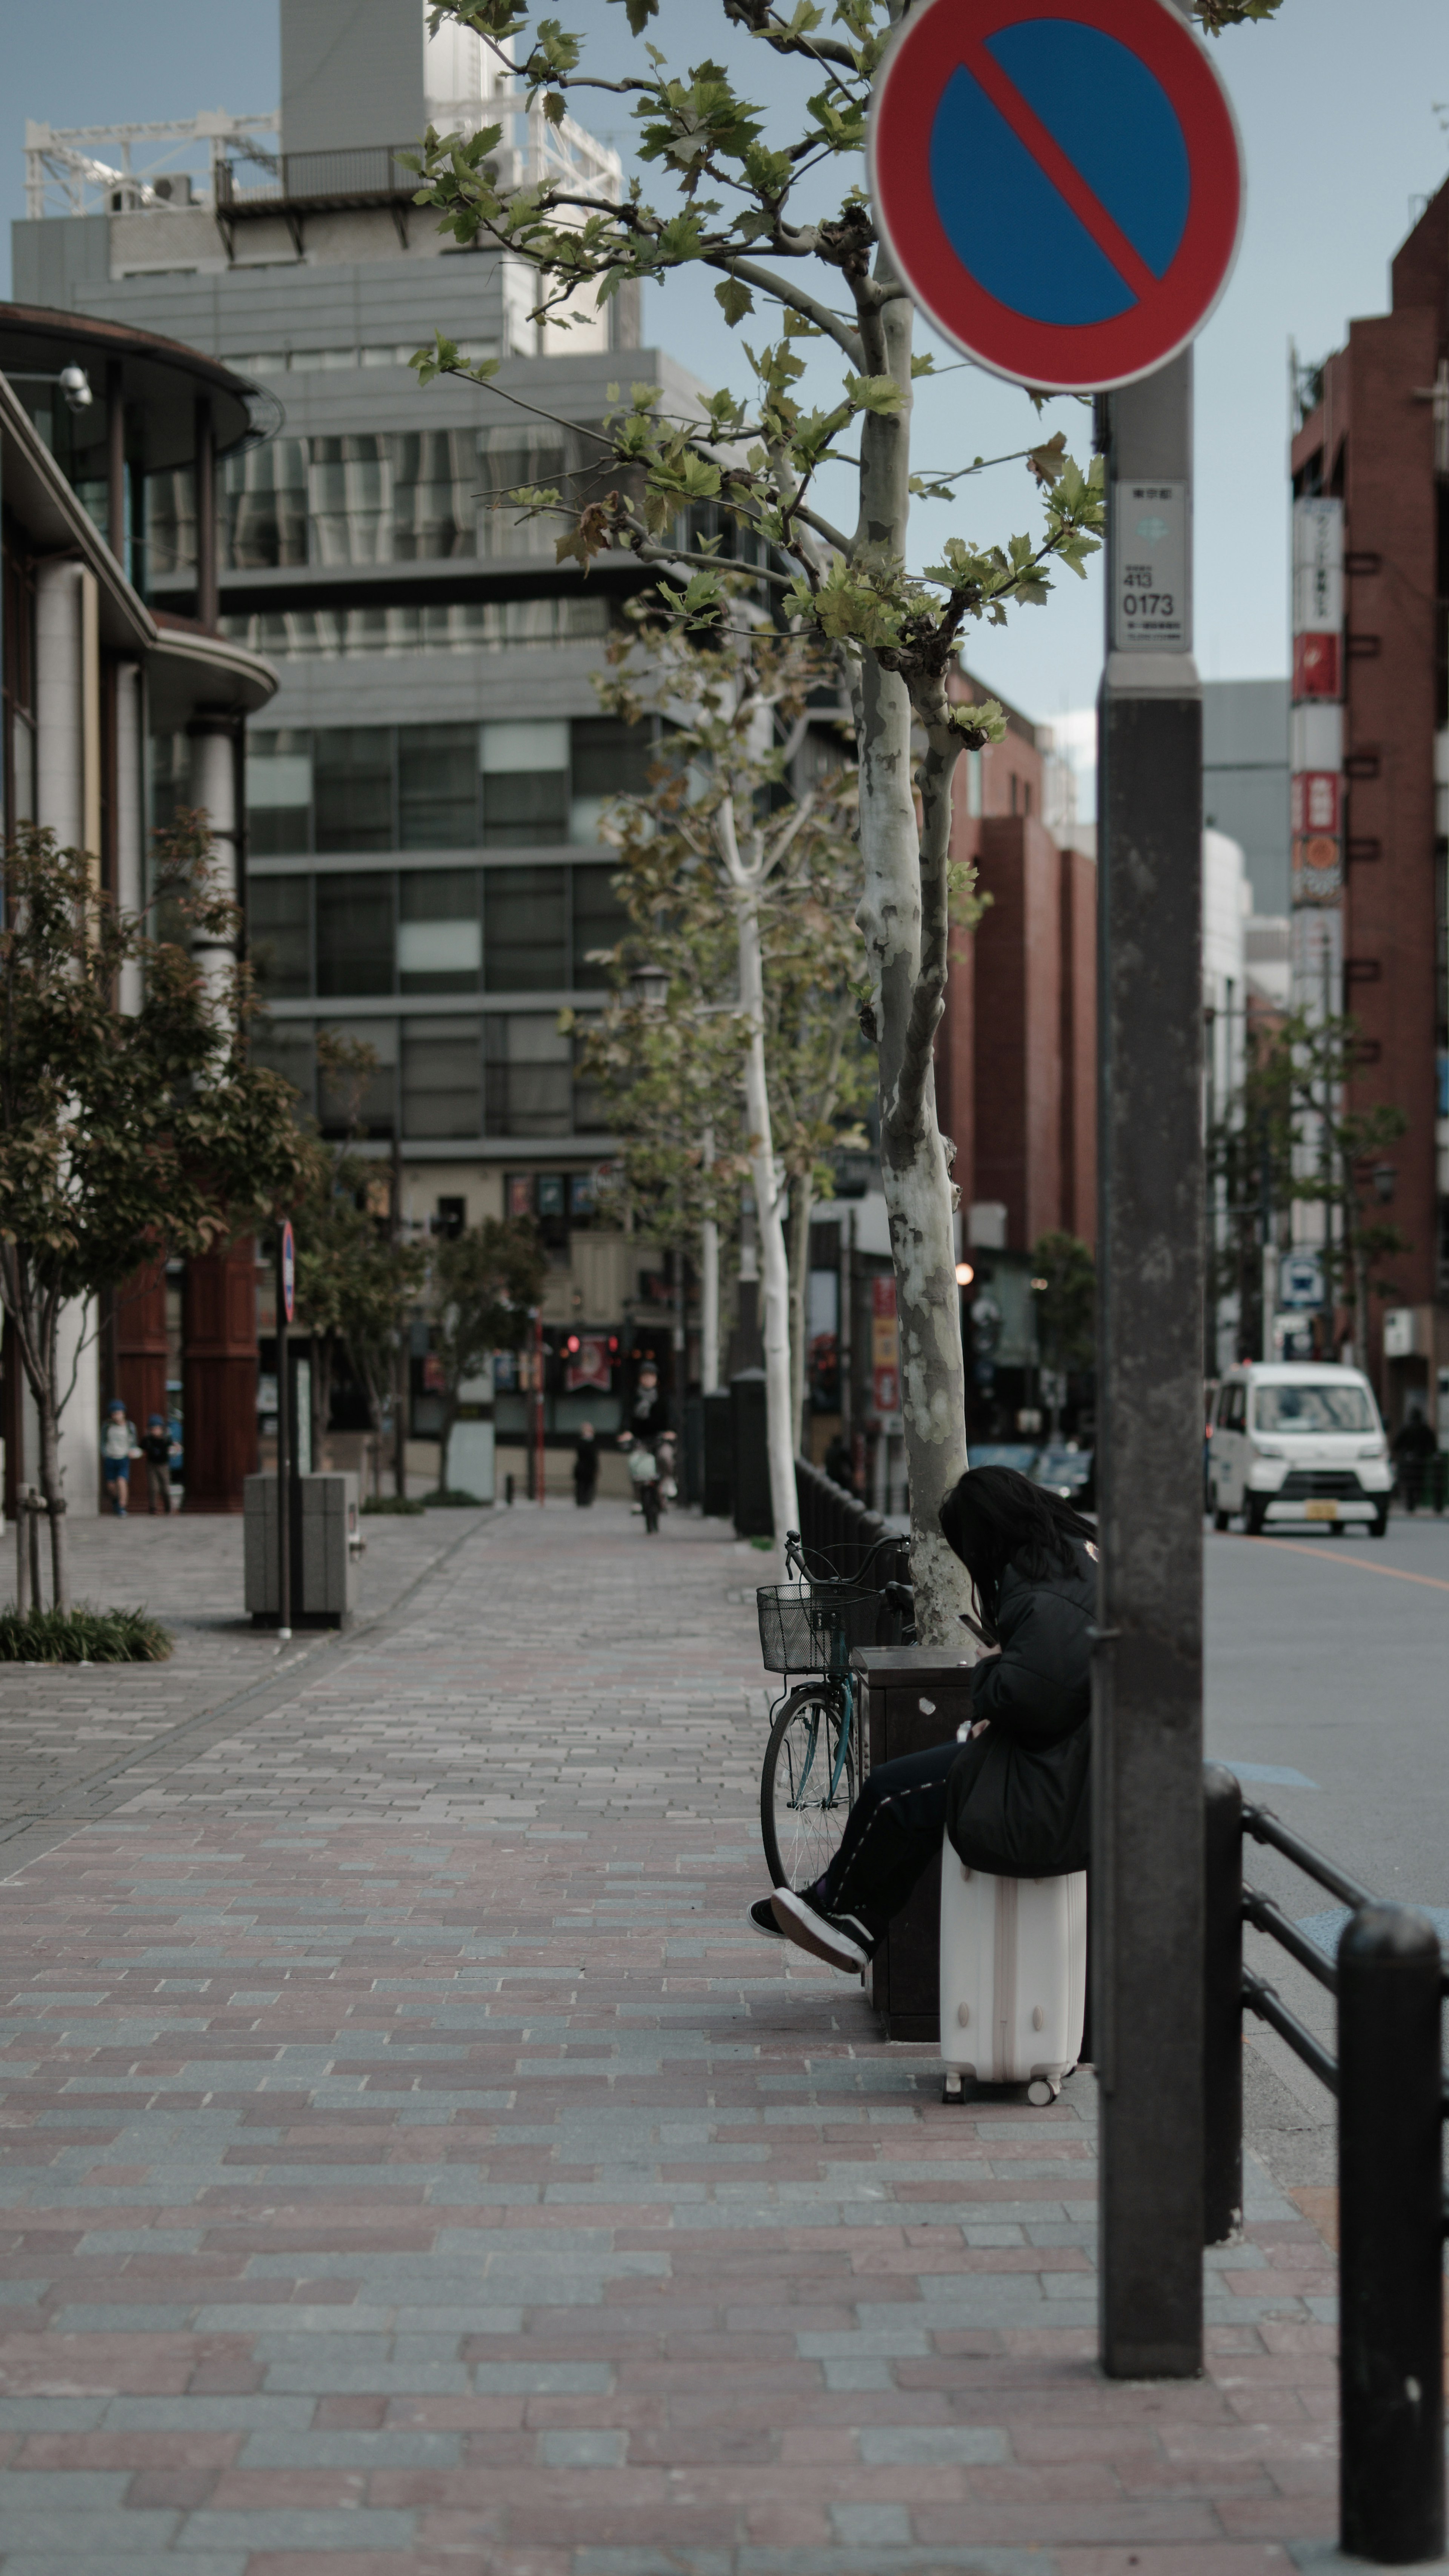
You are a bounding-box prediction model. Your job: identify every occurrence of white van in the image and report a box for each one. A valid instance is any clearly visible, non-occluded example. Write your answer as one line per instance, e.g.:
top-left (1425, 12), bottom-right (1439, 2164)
top-left (1207, 1362), bottom-right (1391, 1537)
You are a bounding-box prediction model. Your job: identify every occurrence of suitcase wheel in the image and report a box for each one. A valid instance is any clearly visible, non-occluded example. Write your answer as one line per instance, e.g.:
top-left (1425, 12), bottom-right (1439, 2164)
top-left (943, 2071), bottom-right (964, 2102)
top-left (1027, 2077), bottom-right (1060, 2107)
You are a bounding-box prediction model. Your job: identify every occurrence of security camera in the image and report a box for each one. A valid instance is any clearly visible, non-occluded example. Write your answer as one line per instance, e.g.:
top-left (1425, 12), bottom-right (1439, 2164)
top-left (58, 365), bottom-right (93, 413)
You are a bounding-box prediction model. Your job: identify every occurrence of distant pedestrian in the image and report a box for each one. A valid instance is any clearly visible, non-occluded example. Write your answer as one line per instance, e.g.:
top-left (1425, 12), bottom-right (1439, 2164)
top-left (101, 1400), bottom-right (137, 1518)
top-left (623, 1435), bottom-right (663, 1534)
top-left (1392, 1402), bottom-right (1437, 1510)
top-left (630, 1364), bottom-right (665, 1446)
top-left (141, 1414), bottom-right (176, 1516)
top-left (573, 1420), bottom-right (599, 1508)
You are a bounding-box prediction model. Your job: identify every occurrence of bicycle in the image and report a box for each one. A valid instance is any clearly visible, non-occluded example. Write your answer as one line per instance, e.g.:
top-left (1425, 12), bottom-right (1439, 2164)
top-left (756, 1531), bottom-right (914, 1891)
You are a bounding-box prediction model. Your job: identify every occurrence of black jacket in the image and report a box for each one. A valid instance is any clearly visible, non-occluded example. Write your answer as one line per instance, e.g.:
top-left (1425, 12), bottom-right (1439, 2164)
top-left (968, 1533), bottom-right (1097, 1748)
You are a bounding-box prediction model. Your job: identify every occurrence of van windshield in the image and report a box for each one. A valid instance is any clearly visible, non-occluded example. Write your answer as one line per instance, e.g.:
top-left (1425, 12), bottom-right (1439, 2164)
top-left (1253, 1383), bottom-right (1375, 1434)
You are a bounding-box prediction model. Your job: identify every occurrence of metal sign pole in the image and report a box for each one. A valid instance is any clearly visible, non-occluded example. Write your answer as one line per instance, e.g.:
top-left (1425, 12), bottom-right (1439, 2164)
top-left (276, 1227), bottom-right (292, 1644)
top-left (1094, 341), bottom-right (1205, 2379)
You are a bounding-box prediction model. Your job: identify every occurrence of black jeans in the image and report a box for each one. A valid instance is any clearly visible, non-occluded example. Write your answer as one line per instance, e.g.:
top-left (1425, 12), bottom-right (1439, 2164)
top-left (819, 1737), bottom-right (960, 1942)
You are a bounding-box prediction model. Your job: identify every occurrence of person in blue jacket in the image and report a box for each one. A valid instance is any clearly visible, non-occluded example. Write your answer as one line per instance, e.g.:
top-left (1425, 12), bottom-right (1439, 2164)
top-left (752, 1465), bottom-right (1097, 1972)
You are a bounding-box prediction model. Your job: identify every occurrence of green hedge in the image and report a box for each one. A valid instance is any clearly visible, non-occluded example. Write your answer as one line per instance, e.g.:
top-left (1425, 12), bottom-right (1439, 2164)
top-left (425, 1489), bottom-right (485, 1507)
top-left (360, 1496), bottom-right (427, 1517)
top-left (0, 1604), bottom-right (174, 1663)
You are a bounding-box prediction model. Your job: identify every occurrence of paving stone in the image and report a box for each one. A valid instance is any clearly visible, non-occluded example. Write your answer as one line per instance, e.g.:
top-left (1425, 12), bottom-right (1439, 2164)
top-left (0, 1503), bottom-right (1347, 2570)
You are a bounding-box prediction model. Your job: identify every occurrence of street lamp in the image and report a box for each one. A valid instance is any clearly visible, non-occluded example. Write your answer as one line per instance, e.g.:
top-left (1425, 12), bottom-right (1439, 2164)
top-left (1372, 1161), bottom-right (1397, 1205)
top-left (629, 960), bottom-right (669, 1013)
top-left (955, 1260), bottom-right (974, 1287)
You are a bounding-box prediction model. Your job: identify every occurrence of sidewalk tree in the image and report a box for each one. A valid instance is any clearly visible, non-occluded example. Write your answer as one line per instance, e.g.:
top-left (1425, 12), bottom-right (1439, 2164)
top-left (429, 1217), bottom-right (547, 1494)
top-left (568, 618), bottom-right (875, 1488)
top-left (0, 820), bottom-right (309, 1607)
top-left (1029, 1232), bottom-right (1095, 1428)
top-left (412, 0), bottom-right (1278, 1632)
top-left (1249, 1008), bottom-right (1409, 1364)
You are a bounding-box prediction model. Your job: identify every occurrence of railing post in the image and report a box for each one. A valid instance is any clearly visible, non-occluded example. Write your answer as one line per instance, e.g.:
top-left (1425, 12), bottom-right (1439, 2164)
top-left (1338, 1905), bottom-right (1444, 2564)
top-left (1203, 1763), bottom-right (1244, 2243)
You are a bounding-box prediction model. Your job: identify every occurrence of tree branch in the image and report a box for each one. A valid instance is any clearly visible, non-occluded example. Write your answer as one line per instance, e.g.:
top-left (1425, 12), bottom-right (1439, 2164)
top-left (709, 256), bottom-right (865, 366)
top-left (886, 690), bottom-right (963, 1142)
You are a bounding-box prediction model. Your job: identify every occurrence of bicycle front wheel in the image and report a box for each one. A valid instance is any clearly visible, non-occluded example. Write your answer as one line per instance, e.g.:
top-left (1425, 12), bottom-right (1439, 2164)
top-left (761, 1683), bottom-right (858, 1890)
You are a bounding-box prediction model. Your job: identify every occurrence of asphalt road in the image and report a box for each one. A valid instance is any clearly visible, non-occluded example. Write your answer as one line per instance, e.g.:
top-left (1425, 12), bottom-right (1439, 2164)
top-left (1204, 1508), bottom-right (1449, 2193)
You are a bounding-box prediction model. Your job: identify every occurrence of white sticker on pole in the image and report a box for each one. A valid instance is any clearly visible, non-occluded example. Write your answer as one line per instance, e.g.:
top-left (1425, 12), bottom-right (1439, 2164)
top-left (1111, 482), bottom-right (1189, 652)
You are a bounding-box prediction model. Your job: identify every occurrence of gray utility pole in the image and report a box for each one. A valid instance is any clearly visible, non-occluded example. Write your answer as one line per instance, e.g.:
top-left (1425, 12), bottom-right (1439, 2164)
top-left (1094, 341), bottom-right (1206, 2379)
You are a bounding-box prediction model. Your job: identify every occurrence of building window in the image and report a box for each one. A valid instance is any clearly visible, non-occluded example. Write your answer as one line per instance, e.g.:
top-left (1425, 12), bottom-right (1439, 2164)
top-left (309, 434), bottom-right (393, 565)
top-left (249, 875), bottom-right (311, 998)
top-left (146, 466), bottom-right (196, 577)
top-left (570, 1016), bottom-right (610, 1131)
top-left (398, 724), bottom-right (477, 849)
top-left (314, 728), bottom-right (394, 851)
top-left (318, 1017), bottom-right (397, 1136)
top-left (247, 730), bottom-right (313, 856)
top-left (478, 428), bottom-right (567, 558)
top-left (571, 865), bottom-right (627, 988)
top-left (485, 1014), bottom-right (572, 1135)
top-left (252, 1016), bottom-right (316, 1117)
top-left (402, 1016), bottom-right (481, 1137)
top-left (224, 438), bottom-right (308, 570)
top-left (569, 716), bottom-right (651, 844)
top-left (399, 869), bottom-right (481, 993)
top-left (485, 865), bottom-right (567, 990)
top-left (480, 720), bottom-right (569, 846)
top-left (316, 871), bottom-right (394, 997)
top-left (392, 430), bottom-right (478, 560)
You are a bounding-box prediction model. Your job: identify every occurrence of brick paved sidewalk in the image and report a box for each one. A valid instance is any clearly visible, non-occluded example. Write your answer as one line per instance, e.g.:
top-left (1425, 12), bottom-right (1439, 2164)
top-left (0, 1501), bottom-right (1343, 2574)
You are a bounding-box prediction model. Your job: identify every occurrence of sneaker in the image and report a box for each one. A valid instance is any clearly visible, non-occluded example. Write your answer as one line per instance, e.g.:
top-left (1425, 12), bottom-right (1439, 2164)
top-left (750, 1896), bottom-right (785, 1938)
top-left (770, 1885), bottom-right (875, 1973)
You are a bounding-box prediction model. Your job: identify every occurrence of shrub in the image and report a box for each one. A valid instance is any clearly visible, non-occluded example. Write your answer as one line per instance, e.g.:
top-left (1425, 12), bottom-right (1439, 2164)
top-left (425, 1488), bottom-right (485, 1508)
top-left (0, 1604), bottom-right (174, 1663)
top-left (360, 1496), bottom-right (427, 1517)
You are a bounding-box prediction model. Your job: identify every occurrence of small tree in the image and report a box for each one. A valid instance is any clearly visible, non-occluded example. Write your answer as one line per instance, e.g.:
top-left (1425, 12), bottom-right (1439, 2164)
top-left (572, 617), bottom-right (875, 1476)
top-left (1249, 1009), bottom-right (1409, 1363)
top-left (431, 1218), bottom-right (547, 1491)
top-left (0, 821), bottom-right (309, 1606)
top-left (1029, 1232), bottom-right (1095, 1432)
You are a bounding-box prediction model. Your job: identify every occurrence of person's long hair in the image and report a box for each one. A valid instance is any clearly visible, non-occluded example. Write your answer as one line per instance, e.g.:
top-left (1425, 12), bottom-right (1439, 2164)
top-left (938, 1466), bottom-right (1095, 1632)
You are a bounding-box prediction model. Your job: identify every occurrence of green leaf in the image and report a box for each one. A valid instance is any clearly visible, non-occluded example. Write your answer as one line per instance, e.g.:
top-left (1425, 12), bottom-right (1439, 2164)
top-left (715, 276), bottom-right (755, 326)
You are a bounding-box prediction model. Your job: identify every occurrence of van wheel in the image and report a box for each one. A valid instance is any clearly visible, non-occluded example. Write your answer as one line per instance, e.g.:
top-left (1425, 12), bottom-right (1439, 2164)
top-left (1244, 1498), bottom-right (1267, 1537)
top-left (1369, 1512), bottom-right (1389, 1540)
top-left (1213, 1508), bottom-right (1230, 1532)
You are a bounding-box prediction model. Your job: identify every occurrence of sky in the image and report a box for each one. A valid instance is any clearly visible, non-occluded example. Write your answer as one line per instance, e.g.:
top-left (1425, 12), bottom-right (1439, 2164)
top-left (5, 0), bottom-right (1447, 763)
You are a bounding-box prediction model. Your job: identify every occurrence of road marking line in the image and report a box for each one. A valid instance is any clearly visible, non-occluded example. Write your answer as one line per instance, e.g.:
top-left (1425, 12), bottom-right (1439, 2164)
top-left (1247, 1536), bottom-right (1449, 1592)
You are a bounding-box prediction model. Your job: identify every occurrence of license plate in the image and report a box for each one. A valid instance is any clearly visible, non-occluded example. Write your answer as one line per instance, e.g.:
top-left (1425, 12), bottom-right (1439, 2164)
top-left (1304, 1499), bottom-right (1340, 1521)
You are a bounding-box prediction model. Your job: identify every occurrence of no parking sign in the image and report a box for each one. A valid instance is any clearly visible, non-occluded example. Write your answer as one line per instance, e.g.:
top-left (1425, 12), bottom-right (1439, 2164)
top-left (869, 0), bottom-right (1243, 392)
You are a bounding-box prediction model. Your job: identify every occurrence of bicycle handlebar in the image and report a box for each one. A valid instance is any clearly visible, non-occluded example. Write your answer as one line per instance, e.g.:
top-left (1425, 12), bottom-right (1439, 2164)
top-left (783, 1527), bottom-right (908, 1586)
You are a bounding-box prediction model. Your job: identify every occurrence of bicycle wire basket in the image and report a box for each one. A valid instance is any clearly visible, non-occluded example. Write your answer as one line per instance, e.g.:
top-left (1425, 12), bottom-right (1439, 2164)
top-left (756, 1579), bottom-right (885, 1678)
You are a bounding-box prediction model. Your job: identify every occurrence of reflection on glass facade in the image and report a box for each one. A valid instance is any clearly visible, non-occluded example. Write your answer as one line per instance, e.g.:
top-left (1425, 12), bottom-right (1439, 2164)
top-left (151, 426), bottom-right (619, 579)
top-left (220, 597), bottom-right (610, 659)
top-left (251, 1010), bottom-right (605, 1141)
top-left (249, 865), bottom-right (624, 1000)
top-left (246, 720), bottom-right (649, 856)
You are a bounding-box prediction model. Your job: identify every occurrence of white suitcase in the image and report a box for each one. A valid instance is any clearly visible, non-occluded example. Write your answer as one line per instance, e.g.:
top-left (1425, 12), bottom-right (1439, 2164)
top-left (939, 1857), bottom-right (1087, 2105)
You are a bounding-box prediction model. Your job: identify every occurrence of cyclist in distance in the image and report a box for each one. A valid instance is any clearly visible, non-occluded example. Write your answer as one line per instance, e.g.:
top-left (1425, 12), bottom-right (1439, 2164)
top-left (752, 1467), bottom-right (1097, 1969)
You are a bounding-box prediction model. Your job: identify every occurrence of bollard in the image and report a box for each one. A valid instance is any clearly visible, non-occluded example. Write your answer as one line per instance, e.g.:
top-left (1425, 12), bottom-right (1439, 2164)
top-left (505, 1473), bottom-right (515, 1509)
top-left (1202, 1764), bottom-right (1244, 2243)
top-left (1338, 1905), bottom-right (1444, 2564)
top-left (27, 1492), bottom-right (43, 1613)
top-left (14, 1489), bottom-right (31, 1615)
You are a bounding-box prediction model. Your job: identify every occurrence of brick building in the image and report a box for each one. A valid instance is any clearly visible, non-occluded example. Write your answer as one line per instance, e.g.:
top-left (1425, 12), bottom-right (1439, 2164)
top-left (1289, 177), bottom-right (1449, 1426)
top-left (935, 668), bottom-right (1097, 1256)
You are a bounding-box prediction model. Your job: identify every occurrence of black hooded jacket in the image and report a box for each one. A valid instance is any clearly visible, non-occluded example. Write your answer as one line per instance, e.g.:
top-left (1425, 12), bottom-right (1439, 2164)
top-left (968, 1531), bottom-right (1097, 1749)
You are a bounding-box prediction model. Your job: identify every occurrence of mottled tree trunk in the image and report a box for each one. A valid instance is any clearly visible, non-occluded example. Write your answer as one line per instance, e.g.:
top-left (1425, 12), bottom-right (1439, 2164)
top-left (852, 277), bottom-right (975, 1645)
top-left (736, 890), bottom-right (799, 1547)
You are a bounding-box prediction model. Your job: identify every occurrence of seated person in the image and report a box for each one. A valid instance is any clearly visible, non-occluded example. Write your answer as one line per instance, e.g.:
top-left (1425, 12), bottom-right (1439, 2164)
top-left (752, 1466), bottom-right (1097, 1972)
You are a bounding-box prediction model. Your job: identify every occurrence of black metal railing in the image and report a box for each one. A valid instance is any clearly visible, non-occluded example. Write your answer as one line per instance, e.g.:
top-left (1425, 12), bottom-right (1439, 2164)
top-left (1204, 1764), bottom-right (1445, 2564)
top-left (215, 146), bottom-right (417, 207)
top-left (794, 1454), bottom-right (902, 1583)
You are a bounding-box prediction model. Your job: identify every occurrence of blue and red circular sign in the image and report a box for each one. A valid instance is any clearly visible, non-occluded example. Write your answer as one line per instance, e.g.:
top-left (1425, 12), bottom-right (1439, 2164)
top-left (280, 1220), bottom-right (295, 1326)
top-left (869, 0), bottom-right (1243, 393)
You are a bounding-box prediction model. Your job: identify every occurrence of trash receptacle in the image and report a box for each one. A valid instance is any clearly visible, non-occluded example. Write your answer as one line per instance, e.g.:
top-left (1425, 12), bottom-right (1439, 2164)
top-left (245, 1472), bottom-right (360, 1628)
top-left (851, 1646), bottom-right (976, 2040)
top-left (730, 1369), bottom-right (771, 1538)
